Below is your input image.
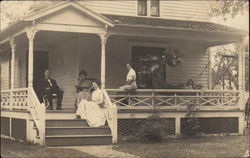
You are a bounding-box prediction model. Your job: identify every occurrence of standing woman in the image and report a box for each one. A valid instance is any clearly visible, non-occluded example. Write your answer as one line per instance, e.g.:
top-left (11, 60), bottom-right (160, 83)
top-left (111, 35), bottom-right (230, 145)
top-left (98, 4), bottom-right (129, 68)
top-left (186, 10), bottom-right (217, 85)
top-left (75, 70), bottom-right (91, 108)
top-left (76, 80), bottom-right (106, 127)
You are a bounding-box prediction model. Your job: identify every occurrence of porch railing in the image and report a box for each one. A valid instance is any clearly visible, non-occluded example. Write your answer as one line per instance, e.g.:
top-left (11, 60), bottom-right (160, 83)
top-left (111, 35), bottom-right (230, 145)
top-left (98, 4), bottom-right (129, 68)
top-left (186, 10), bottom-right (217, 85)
top-left (107, 89), bottom-right (241, 110)
top-left (1, 88), bottom-right (29, 110)
top-left (1, 88), bottom-right (45, 144)
top-left (103, 89), bottom-right (117, 143)
top-left (28, 87), bottom-right (45, 144)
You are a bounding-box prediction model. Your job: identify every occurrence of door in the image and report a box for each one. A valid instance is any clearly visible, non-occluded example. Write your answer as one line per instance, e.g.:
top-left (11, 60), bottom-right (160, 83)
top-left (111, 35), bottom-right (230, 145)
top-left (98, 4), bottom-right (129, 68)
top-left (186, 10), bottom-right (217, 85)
top-left (33, 51), bottom-right (49, 99)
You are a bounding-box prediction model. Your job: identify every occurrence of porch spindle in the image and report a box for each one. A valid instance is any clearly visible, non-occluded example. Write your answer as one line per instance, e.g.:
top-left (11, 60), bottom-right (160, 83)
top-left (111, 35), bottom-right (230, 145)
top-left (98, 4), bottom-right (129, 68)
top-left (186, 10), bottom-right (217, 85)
top-left (26, 30), bottom-right (37, 88)
top-left (99, 34), bottom-right (109, 89)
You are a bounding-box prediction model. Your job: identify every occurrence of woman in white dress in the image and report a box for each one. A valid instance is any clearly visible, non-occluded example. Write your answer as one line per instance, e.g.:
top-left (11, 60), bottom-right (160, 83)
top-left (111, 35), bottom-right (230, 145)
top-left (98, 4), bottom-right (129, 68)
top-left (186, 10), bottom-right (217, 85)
top-left (76, 80), bottom-right (106, 127)
top-left (119, 63), bottom-right (137, 91)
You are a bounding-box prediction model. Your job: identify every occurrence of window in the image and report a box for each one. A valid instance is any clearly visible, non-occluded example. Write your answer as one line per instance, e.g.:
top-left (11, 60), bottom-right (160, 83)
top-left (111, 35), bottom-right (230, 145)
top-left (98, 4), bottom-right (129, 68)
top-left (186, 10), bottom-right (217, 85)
top-left (138, 0), bottom-right (160, 17)
top-left (138, 0), bottom-right (147, 16)
top-left (151, 0), bottom-right (159, 16)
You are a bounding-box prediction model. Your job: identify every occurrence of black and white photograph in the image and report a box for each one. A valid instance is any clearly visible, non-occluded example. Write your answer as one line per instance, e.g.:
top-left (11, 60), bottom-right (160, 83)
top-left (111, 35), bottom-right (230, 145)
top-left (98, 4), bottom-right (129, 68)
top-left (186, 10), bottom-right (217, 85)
top-left (0, 0), bottom-right (249, 157)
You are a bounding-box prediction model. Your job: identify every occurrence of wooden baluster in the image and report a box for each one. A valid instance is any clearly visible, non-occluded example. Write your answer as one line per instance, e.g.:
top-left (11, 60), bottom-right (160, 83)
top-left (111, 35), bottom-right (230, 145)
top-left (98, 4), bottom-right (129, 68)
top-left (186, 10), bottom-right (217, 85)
top-left (152, 90), bottom-right (155, 108)
top-left (196, 92), bottom-right (199, 105)
top-left (10, 91), bottom-right (13, 110)
top-left (128, 92), bottom-right (131, 106)
top-left (174, 93), bottom-right (177, 106)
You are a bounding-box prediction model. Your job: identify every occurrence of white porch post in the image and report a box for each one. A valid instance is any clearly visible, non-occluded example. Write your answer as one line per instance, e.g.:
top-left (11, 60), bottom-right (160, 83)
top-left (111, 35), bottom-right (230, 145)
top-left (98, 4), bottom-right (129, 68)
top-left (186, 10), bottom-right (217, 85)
top-left (26, 30), bottom-right (37, 88)
top-left (9, 38), bottom-right (16, 111)
top-left (99, 34), bottom-right (109, 89)
top-left (238, 39), bottom-right (245, 111)
top-left (207, 48), bottom-right (212, 89)
top-left (10, 38), bottom-right (16, 89)
top-left (238, 43), bottom-right (243, 91)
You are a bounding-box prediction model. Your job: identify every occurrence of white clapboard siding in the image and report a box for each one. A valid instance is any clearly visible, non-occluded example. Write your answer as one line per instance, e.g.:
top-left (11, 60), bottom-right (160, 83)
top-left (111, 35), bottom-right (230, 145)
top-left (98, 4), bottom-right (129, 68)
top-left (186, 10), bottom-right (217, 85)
top-left (106, 36), bottom-right (130, 88)
top-left (50, 38), bottom-right (79, 107)
top-left (78, 35), bottom-right (101, 80)
top-left (161, 1), bottom-right (211, 21)
top-left (79, 0), bottom-right (210, 22)
top-left (38, 7), bottom-right (103, 27)
top-left (166, 45), bottom-right (209, 89)
top-left (0, 53), bottom-right (10, 90)
top-left (19, 48), bottom-right (27, 88)
top-left (80, 0), bottom-right (137, 16)
top-left (13, 47), bottom-right (28, 88)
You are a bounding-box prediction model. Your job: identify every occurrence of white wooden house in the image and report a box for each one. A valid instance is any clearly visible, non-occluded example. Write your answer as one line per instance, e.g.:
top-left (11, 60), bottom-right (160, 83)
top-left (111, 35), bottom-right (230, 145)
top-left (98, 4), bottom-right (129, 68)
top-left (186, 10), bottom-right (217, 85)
top-left (0, 1), bottom-right (247, 146)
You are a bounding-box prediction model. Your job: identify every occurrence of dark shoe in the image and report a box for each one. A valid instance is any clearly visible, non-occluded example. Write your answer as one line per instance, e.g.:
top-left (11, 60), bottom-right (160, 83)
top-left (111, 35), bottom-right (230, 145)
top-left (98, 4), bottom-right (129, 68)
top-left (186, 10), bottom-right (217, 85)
top-left (49, 106), bottom-right (53, 110)
top-left (76, 115), bottom-right (81, 119)
top-left (57, 107), bottom-right (63, 110)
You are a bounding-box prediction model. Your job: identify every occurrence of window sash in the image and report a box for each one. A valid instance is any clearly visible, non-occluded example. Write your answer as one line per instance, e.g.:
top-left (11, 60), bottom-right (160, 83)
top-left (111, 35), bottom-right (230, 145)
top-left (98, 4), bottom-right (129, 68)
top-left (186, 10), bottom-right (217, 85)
top-left (138, 0), bottom-right (147, 16)
top-left (151, 0), bottom-right (160, 16)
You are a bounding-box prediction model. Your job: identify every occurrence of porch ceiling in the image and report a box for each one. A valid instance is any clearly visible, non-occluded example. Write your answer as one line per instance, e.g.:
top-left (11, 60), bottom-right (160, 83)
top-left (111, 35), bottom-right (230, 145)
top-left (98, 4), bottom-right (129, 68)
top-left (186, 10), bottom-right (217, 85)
top-left (21, 31), bottom-right (83, 49)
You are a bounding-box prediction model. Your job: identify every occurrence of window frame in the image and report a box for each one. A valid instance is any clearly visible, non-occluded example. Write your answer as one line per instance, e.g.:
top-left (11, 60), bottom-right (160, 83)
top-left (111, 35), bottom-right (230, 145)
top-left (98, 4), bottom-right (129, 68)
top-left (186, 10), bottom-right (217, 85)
top-left (150, 0), bottom-right (160, 17)
top-left (138, 0), bottom-right (147, 16)
top-left (137, 0), bottom-right (160, 17)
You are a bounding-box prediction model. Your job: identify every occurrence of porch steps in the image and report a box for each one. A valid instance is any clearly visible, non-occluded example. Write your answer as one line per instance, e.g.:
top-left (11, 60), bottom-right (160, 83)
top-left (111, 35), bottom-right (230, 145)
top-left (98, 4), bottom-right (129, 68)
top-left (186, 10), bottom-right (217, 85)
top-left (46, 109), bottom-right (76, 119)
top-left (45, 119), bottom-right (112, 146)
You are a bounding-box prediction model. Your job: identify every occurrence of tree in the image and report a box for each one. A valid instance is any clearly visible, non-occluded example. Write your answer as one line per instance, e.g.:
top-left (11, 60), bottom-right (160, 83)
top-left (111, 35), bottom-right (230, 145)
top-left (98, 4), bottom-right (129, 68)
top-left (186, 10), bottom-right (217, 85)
top-left (0, 1), bottom-right (60, 29)
top-left (210, 0), bottom-right (249, 20)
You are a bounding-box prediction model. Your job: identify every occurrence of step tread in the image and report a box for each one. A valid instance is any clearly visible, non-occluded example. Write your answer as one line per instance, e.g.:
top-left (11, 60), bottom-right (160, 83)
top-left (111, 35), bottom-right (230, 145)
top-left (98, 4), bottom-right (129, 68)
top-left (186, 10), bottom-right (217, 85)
top-left (45, 126), bottom-right (109, 129)
top-left (46, 110), bottom-right (76, 113)
top-left (46, 134), bottom-right (112, 138)
top-left (46, 119), bottom-right (85, 121)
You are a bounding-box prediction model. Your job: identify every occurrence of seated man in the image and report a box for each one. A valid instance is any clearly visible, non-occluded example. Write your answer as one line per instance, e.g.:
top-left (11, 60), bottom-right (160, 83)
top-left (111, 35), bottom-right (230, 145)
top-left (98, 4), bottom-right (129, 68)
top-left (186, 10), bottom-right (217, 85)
top-left (39, 69), bottom-right (64, 110)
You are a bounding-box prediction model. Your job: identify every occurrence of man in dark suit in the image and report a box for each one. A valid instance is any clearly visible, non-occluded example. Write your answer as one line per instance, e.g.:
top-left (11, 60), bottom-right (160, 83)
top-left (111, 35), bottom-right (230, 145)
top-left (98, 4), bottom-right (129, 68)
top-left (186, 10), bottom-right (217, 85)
top-left (39, 69), bottom-right (64, 110)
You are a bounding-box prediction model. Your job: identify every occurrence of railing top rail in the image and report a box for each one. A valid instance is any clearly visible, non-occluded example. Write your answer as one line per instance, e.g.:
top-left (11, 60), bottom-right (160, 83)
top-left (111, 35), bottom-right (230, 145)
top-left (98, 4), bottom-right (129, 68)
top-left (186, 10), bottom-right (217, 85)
top-left (103, 89), bottom-right (117, 107)
top-left (1, 88), bottom-right (29, 93)
top-left (106, 89), bottom-right (240, 93)
top-left (28, 87), bottom-right (42, 106)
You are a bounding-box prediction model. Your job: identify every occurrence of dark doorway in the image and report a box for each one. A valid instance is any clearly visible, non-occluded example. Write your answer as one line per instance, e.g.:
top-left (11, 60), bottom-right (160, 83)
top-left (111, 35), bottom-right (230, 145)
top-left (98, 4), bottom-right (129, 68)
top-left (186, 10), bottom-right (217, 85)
top-left (131, 46), bottom-right (166, 89)
top-left (33, 51), bottom-right (49, 99)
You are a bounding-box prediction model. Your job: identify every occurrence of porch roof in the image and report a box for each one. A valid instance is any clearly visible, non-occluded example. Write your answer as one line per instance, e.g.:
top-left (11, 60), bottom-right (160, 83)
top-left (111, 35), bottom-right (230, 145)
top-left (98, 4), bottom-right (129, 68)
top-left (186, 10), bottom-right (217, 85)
top-left (102, 14), bottom-right (247, 36)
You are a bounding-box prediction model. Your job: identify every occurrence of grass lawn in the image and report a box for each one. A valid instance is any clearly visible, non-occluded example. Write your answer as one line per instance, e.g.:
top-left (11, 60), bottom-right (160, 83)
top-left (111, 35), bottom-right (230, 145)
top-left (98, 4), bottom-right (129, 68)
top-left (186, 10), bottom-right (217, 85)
top-left (1, 138), bottom-right (97, 158)
top-left (113, 135), bottom-right (249, 158)
top-left (1, 132), bottom-right (249, 158)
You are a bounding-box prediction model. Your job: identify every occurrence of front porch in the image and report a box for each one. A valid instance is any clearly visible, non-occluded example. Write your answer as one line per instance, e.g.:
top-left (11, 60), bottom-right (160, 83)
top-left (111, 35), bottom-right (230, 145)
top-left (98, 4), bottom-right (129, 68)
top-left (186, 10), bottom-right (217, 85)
top-left (0, 1), bottom-right (247, 146)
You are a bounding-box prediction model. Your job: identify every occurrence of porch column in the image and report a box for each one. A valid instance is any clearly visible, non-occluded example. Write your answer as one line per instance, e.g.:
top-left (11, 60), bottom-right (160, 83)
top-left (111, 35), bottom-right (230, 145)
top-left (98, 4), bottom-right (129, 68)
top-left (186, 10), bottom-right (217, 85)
top-left (238, 40), bottom-right (244, 91)
top-left (98, 34), bottom-right (109, 89)
top-left (10, 38), bottom-right (16, 89)
top-left (26, 30), bottom-right (37, 88)
top-left (238, 39), bottom-right (245, 110)
top-left (207, 48), bottom-right (212, 89)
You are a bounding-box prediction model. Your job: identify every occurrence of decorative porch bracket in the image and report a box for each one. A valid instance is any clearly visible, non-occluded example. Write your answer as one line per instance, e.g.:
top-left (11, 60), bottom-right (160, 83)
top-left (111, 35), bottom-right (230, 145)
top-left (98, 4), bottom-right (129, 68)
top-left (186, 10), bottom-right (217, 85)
top-left (98, 33), bottom-right (110, 89)
top-left (26, 29), bottom-right (38, 88)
